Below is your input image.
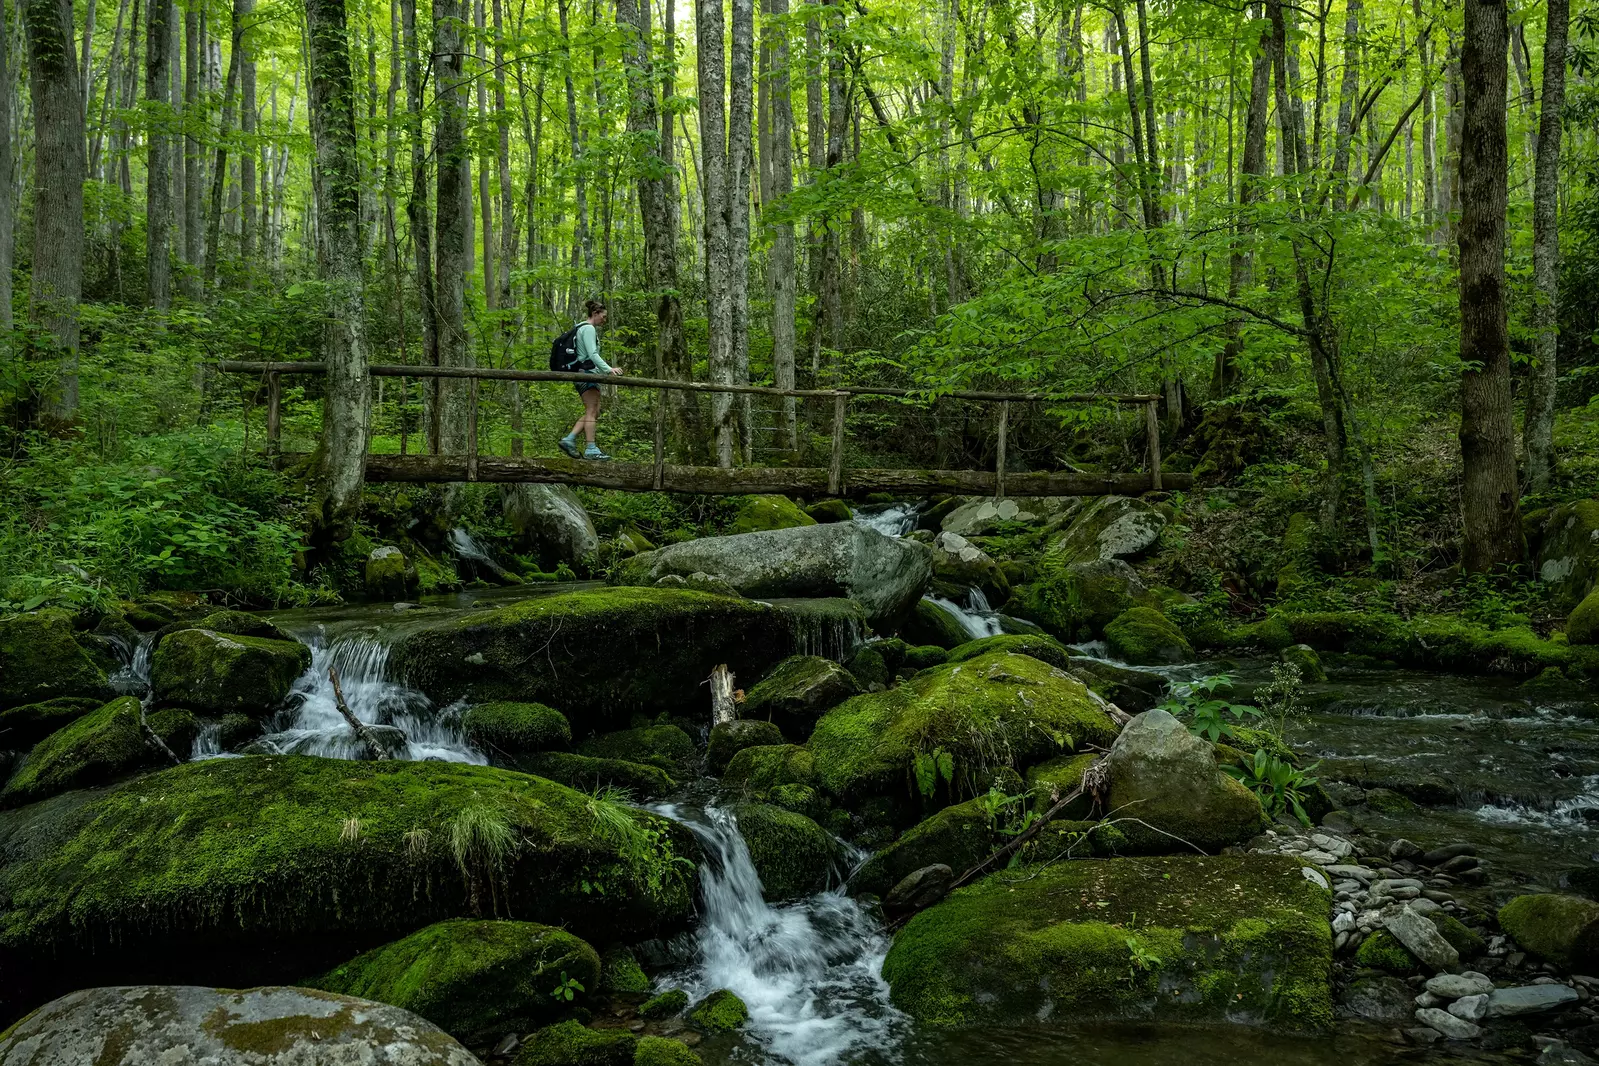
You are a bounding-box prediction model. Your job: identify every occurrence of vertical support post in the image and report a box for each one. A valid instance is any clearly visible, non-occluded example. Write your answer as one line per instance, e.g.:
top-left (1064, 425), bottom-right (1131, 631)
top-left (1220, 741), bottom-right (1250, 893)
top-left (467, 376), bottom-right (480, 481)
top-left (265, 372), bottom-right (281, 455)
top-left (400, 376), bottom-right (409, 456)
top-left (995, 400), bottom-right (1009, 499)
top-left (510, 379), bottom-right (524, 457)
top-left (653, 387), bottom-right (667, 490)
top-left (828, 390), bottom-right (848, 496)
top-left (1146, 400), bottom-right (1163, 491)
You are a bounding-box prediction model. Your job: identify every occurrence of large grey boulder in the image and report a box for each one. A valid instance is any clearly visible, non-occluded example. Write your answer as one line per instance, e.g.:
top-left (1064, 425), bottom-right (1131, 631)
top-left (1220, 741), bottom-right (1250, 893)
top-left (942, 497), bottom-right (1083, 537)
top-left (617, 522), bottom-right (931, 623)
top-left (932, 532), bottom-right (1009, 604)
top-left (1104, 709), bottom-right (1266, 852)
top-left (1047, 496), bottom-right (1166, 565)
top-left (501, 483), bottom-right (599, 567)
top-left (0, 986), bottom-right (481, 1065)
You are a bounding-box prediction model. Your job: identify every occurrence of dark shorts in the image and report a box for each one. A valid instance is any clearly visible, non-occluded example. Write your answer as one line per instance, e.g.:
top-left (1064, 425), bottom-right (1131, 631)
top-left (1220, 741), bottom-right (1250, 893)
top-left (575, 382), bottom-right (601, 396)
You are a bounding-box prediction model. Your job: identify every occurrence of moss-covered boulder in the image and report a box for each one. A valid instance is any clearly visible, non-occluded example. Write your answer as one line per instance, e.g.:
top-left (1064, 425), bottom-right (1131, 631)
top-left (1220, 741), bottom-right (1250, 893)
top-left (728, 495), bottom-right (818, 534)
top-left (149, 628), bottom-right (311, 716)
top-left (1103, 710), bottom-right (1265, 852)
top-left (1046, 497), bottom-right (1166, 565)
top-left (0, 696), bottom-right (104, 749)
top-left (578, 724), bottom-right (695, 777)
top-left (732, 802), bottom-right (844, 900)
top-left (881, 854), bottom-right (1332, 1030)
top-left (808, 651), bottom-right (1120, 817)
top-left (312, 918), bottom-right (600, 1045)
top-left (640, 988), bottom-right (689, 1019)
top-left (1025, 752), bottom-right (1099, 808)
top-left (0, 697), bottom-right (170, 808)
top-left (931, 532), bottom-right (1010, 605)
top-left (1016, 559), bottom-right (1157, 643)
top-left (0, 608), bottom-right (113, 709)
top-left (1067, 658), bottom-right (1166, 713)
top-left (1568, 591), bottom-right (1599, 646)
top-left (153, 609), bottom-right (294, 645)
top-left (463, 701), bottom-right (571, 755)
top-left (708, 720), bottom-right (785, 775)
top-left (1281, 643), bottom-right (1327, 682)
top-left (1497, 894), bottom-right (1599, 970)
top-left (900, 598), bottom-right (972, 650)
top-left (391, 588), bottom-right (794, 727)
top-left (1105, 607), bottom-right (1193, 665)
top-left (947, 633), bottom-right (1070, 670)
top-left (722, 744), bottom-right (817, 793)
top-left (805, 499), bottom-right (853, 523)
top-left (507, 752), bottom-right (676, 799)
top-left (941, 497), bottom-right (1083, 537)
top-left (852, 798), bottom-right (994, 898)
top-left (741, 655), bottom-right (860, 739)
top-left (1535, 500), bottom-right (1599, 607)
top-left (0, 757), bottom-right (698, 994)
top-left (1354, 929), bottom-right (1418, 974)
top-left (515, 1020), bottom-right (637, 1066)
top-left (689, 989), bottom-right (748, 1033)
top-left (366, 545), bottom-right (420, 602)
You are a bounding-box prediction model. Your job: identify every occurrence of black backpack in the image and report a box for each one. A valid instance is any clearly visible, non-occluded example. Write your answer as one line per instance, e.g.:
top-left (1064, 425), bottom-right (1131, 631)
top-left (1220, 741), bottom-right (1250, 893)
top-left (550, 324), bottom-right (586, 373)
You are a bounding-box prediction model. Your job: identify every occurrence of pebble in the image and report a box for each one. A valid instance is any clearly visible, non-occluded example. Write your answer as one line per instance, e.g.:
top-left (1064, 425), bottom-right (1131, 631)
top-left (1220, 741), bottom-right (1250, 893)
top-left (1423, 889), bottom-right (1456, 903)
top-left (1389, 839), bottom-right (1423, 861)
top-left (1335, 931), bottom-right (1353, 953)
top-left (1449, 994), bottom-right (1489, 1021)
top-left (1421, 843), bottom-right (1477, 866)
top-left (1408, 898), bottom-right (1441, 915)
top-left (1333, 912), bottom-right (1357, 934)
top-left (1302, 867), bottom-right (1330, 890)
top-left (1487, 985), bottom-right (1581, 1017)
top-left (1415, 992), bottom-right (1444, 1009)
top-left (1426, 973), bottom-right (1495, 1000)
top-left (1327, 864), bottom-right (1376, 883)
top-left (1439, 854), bottom-right (1481, 874)
top-left (1302, 850), bottom-right (1339, 866)
top-left (1415, 1007), bottom-right (1483, 1040)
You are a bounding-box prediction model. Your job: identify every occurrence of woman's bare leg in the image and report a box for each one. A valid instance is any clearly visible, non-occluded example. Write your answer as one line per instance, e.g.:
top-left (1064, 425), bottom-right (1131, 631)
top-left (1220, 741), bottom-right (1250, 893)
top-left (581, 390), bottom-right (602, 443)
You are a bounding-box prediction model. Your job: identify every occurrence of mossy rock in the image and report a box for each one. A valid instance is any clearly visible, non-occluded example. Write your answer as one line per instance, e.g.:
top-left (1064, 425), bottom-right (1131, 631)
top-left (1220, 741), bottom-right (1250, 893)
top-left (578, 724), bottom-right (695, 777)
top-left (766, 783), bottom-right (825, 820)
top-left (0, 697), bottom-right (169, 808)
top-left (1014, 558), bottom-right (1157, 643)
top-left (1353, 929), bottom-right (1418, 974)
top-left (1104, 607), bottom-right (1193, 666)
top-left (0, 609), bottom-right (113, 710)
top-left (1024, 752), bottom-right (1099, 810)
top-left (0, 697), bottom-right (104, 749)
top-left (1281, 644), bottom-right (1327, 683)
top-left (633, 1037), bottom-right (702, 1066)
top-left (899, 599), bottom-right (971, 650)
top-left (1429, 912), bottom-right (1487, 959)
top-left (809, 651), bottom-right (1119, 817)
top-left (312, 918), bottom-right (601, 1045)
top-left (805, 499), bottom-right (854, 524)
top-left (1568, 591), bottom-right (1599, 646)
top-left (1534, 499), bottom-right (1599, 607)
top-left (727, 495), bottom-right (817, 535)
top-left (1250, 617), bottom-right (1297, 652)
top-left (732, 802), bottom-right (844, 901)
top-left (365, 546), bottom-right (420, 602)
top-left (1103, 710), bottom-right (1265, 853)
top-left (722, 744), bottom-right (817, 793)
top-left (515, 1020), bottom-right (637, 1066)
top-left (844, 645), bottom-right (890, 688)
top-left (688, 989), bottom-right (748, 1033)
top-left (145, 707), bottom-right (198, 755)
top-left (1498, 894), bottom-right (1599, 970)
top-left (639, 987), bottom-right (689, 1020)
top-left (741, 655), bottom-right (861, 740)
top-left (0, 757), bottom-right (697, 991)
top-left (881, 854), bottom-right (1332, 1030)
top-left (707, 720), bottom-right (785, 775)
top-left (903, 645), bottom-right (949, 670)
top-left (1362, 787), bottom-right (1417, 813)
top-left (1067, 658), bottom-right (1166, 713)
top-left (851, 797), bottom-right (996, 898)
top-left (599, 947), bottom-right (651, 995)
top-left (391, 588), bottom-right (795, 725)
top-left (149, 628), bottom-right (311, 716)
top-left (1045, 497), bottom-right (1166, 566)
top-left (155, 609), bottom-right (294, 645)
top-left (511, 752), bottom-right (677, 799)
top-left (463, 701), bottom-right (572, 755)
top-left (947, 633), bottom-right (1070, 671)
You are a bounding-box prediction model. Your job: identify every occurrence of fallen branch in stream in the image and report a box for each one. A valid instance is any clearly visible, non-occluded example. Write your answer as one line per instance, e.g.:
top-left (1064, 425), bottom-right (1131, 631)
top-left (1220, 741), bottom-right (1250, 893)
top-left (330, 666), bottom-right (392, 761)
top-left (708, 664), bottom-right (737, 726)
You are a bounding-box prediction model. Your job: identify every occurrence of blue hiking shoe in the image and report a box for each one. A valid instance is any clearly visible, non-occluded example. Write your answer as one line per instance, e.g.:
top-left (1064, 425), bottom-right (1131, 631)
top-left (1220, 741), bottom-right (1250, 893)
top-left (558, 435), bottom-right (580, 459)
top-left (583, 444), bottom-right (613, 461)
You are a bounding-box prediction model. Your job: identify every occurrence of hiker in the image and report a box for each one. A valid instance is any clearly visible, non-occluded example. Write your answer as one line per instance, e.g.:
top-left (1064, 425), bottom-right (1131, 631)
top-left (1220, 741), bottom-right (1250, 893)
top-left (555, 299), bottom-right (623, 460)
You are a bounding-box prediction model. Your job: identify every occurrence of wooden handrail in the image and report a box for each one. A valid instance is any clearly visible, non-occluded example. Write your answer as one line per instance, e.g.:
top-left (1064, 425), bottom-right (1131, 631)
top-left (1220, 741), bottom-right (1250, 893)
top-left (212, 359), bottom-right (1160, 405)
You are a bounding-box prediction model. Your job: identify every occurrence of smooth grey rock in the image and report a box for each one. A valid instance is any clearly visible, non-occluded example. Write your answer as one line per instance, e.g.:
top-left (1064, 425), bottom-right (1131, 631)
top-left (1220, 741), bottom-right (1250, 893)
top-left (1487, 984), bottom-right (1581, 1017)
top-left (1386, 905), bottom-right (1461, 971)
top-left (1104, 710), bottom-right (1267, 853)
top-left (618, 523), bottom-right (931, 623)
top-left (1414, 992), bottom-right (1443, 1009)
top-left (1540, 1043), bottom-right (1598, 1066)
top-left (1427, 973), bottom-right (1494, 999)
top-left (1326, 864), bottom-right (1376, 883)
top-left (941, 497), bottom-right (1082, 537)
top-left (1047, 496), bottom-right (1166, 564)
top-left (1404, 1027), bottom-right (1442, 1046)
top-left (501, 483), bottom-right (599, 566)
top-left (884, 864), bottom-right (954, 916)
top-left (1333, 911), bottom-right (1356, 934)
top-left (931, 532), bottom-right (1009, 604)
top-left (1342, 976), bottom-right (1413, 1022)
top-left (0, 985), bottom-right (480, 1065)
top-left (1415, 1006), bottom-right (1482, 1040)
top-left (1448, 994), bottom-right (1488, 1021)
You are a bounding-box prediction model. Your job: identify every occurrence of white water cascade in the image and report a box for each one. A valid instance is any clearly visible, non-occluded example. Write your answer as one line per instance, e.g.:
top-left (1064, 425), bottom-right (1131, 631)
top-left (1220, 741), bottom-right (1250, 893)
top-left (654, 804), bottom-right (905, 1066)
top-left (106, 632), bottom-right (155, 694)
top-left (925, 589), bottom-right (1004, 640)
top-left (851, 502), bottom-right (921, 538)
top-left (449, 527), bottom-right (518, 584)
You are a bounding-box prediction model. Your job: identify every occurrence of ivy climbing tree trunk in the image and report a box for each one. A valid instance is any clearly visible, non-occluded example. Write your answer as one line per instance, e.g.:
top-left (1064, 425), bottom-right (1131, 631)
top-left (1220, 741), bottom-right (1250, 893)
top-left (146, 0), bottom-right (172, 308)
top-left (1522, 0), bottom-right (1568, 494)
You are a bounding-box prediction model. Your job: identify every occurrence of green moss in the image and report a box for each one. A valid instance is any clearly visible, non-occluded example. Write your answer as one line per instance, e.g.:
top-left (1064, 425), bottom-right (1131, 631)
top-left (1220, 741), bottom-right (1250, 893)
top-left (0, 609), bottom-right (113, 709)
top-left (1429, 913), bottom-right (1487, 959)
top-left (805, 499), bottom-right (854, 523)
top-left (633, 1037), bottom-right (702, 1066)
top-left (311, 918), bottom-right (600, 1045)
top-left (1569, 592), bottom-right (1599, 645)
top-left (1281, 644), bottom-right (1327, 683)
top-left (689, 989), bottom-right (748, 1033)
top-left (393, 588), bottom-right (794, 724)
top-left (946, 633), bottom-right (1070, 670)
top-left (808, 651), bottom-right (1119, 811)
top-left (464, 701), bottom-right (572, 755)
top-left (0, 697), bottom-right (166, 807)
top-left (1024, 752), bottom-right (1099, 807)
top-left (727, 495), bottom-right (818, 534)
top-left (741, 655), bottom-right (860, 739)
top-left (600, 947), bottom-right (651, 995)
top-left (145, 707), bottom-right (198, 753)
top-left (1498, 894), bottom-right (1599, 969)
top-left (766, 783), bottom-right (824, 819)
top-left (731, 802), bottom-right (842, 901)
top-left (1015, 559), bottom-right (1154, 643)
top-left (0, 697), bottom-right (104, 749)
top-left (638, 988), bottom-right (689, 1019)
top-left (1362, 787), bottom-right (1417, 813)
top-left (579, 725), bottom-right (695, 777)
top-left (511, 752), bottom-right (677, 800)
top-left (881, 854), bottom-right (1333, 1031)
top-left (722, 745), bottom-right (817, 792)
top-left (845, 645), bottom-right (890, 688)
top-left (1104, 607), bottom-right (1193, 665)
top-left (1353, 929), bottom-right (1418, 974)
top-left (0, 757), bottom-right (696, 972)
top-left (852, 797), bottom-right (995, 897)
top-left (149, 629), bottom-right (311, 716)
top-left (1252, 617), bottom-right (1296, 652)
top-left (707, 720), bottom-right (785, 775)
top-left (515, 1020), bottom-right (636, 1066)
top-left (899, 599), bottom-right (971, 650)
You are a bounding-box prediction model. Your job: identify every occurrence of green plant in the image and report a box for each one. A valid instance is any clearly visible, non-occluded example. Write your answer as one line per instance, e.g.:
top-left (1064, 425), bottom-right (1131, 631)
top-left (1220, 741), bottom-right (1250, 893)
top-left (1254, 661), bottom-right (1305, 739)
top-left (582, 787), bottom-right (694, 902)
top-left (1125, 935), bottom-right (1162, 981)
top-left (912, 747), bottom-right (955, 799)
top-left (449, 804), bottom-right (520, 915)
top-left (1224, 749), bottom-right (1321, 827)
top-left (550, 970), bottom-right (585, 1002)
top-left (1159, 675), bottom-right (1263, 742)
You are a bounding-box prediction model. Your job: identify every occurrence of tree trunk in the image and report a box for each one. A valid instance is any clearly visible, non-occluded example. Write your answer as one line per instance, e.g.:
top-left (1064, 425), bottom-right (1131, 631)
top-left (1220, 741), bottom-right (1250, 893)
top-left (401, 0), bottom-right (438, 430)
top-left (204, 4), bottom-right (242, 289)
top-left (434, 0), bottom-right (471, 454)
top-left (697, 0), bottom-right (734, 466)
top-left (182, 1), bottom-right (200, 295)
top-left (769, 0), bottom-right (798, 456)
top-left (1522, 0), bottom-right (1568, 494)
top-left (146, 0), bottom-right (172, 307)
top-left (1329, 0), bottom-right (1360, 204)
top-left (820, 0), bottom-right (845, 354)
top-left (23, 0), bottom-right (84, 413)
top-left (474, 0), bottom-right (494, 308)
top-left (304, 0), bottom-right (371, 536)
top-left (1212, 5), bottom-right (1269, 398)
top-left (0, 0), bottom-right (14, 332)
top-left (1456, 0), bottom-right (1521, 570)
top-left (730, 0), bottom-right (754, 461)
top-left (1414, 0), bottom-right (1435, 228)
top-left (239, 0), bottom-right (256, 267)
top-left (558, 0), bottom-right (590, 314)
top-left (492, 0), bottom-right (515, 320)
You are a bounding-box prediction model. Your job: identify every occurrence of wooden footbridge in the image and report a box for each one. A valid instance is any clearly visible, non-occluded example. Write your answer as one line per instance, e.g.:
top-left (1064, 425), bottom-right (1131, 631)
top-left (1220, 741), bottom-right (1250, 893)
top-left (216, 360), bottom-right (1191, 498)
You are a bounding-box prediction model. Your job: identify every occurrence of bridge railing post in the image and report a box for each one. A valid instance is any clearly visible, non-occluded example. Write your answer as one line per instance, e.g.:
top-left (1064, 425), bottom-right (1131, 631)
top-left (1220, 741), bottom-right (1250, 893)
top-left (266, 372), bottom-right (281, 456)
top-left (467, 377), bottom-right (480, 481)
top-left (828, 391), bottom-right (849, 496)
top-left (1145, 400), bottom-right (1163, 491)
top-left (653, 388), bottom-right (667, 490)
top-left (995, 400), bottom-right (1009, 499)
top-left (400, 376), bottom-right (409, 456)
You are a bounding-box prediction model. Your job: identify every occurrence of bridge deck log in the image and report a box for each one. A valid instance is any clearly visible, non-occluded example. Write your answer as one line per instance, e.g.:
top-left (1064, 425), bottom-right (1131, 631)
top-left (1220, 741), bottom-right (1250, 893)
top-left (355, 453), bottom-right (1188, 497)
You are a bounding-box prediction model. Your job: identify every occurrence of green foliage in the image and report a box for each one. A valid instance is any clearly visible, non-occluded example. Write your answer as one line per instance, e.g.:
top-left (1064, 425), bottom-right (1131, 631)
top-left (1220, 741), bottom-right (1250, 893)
top-left (582, 787), bottom-right (694, 903)
top-left (551, 970), bottom-right (586, 1002)
top-left (1158, 675), bottom-right (1262, 743)
top-left (1223, 749), bottom-right (1321, 828)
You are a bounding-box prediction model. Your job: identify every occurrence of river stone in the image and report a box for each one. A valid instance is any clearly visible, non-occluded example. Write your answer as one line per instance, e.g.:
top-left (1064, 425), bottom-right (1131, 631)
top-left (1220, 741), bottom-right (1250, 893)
top-left (1534, 500), bottom-right (1599, 608)
top-left (1015, 558), bottom-right (1158, 642)
top-left (1487, 984), bottom-right (1581, 1017)
top-left (617, 522), bottom-right (931, 623)
top-left (1104, 709), bottom-right (1266, 853)
top-left (941, 497), bottom-right (1082, 537)
top-left (1449, 994), bottom-right (1489, 1021)
top-left (882, 854), bottom-right (1333, 1030)
top-left (0, 696), bottom-right (104, 749)
top-left (884, 864), bottom-right (955, 916)
top-left (1104, 607), bottom-right (1193, 666)
top-left (730, 802), bottom-right (843, 902)
top-left (1415, 1006), bottom-right (1482, 1040)
top-left (1384, 906), bottom-right (1460, 971)
top-left (150, 628), bottom-right (311, 716)
top-left (741, 655), bottom-right (861, 739)
top-left (0, 697), bottom-right (171, 808)
top-left (1498, 894), bottom-right (1599, 970)
top-left (932, 532), bottom-right (1010, 605)
top-left (1046, 496), bottom-right (1166, 565)
top-left (501, 483), bottom-right (600, 567)
top-left (1342, 975), bottom-right (1414, 1022)
top-left (1427, 973), bottom-right (1494, 999)
top-left (708, 720), bottom-right (785, 775)
top-left (367, 546), bottom-right (420, 602)
top-left (0, 985), bottom-right (479, 1065)
top-left (0, 608), bottom-right (114, 709)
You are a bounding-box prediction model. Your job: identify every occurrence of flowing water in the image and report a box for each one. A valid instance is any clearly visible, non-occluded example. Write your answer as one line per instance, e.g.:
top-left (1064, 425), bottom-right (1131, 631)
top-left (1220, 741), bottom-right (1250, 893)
top-left (852, 503), bottom-right (923, 538)
top-left (925, 589), bottom-right (1005, 640)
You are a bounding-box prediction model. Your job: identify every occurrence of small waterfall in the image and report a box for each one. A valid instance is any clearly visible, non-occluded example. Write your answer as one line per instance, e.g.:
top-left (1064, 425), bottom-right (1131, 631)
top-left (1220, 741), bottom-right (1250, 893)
top-left (851, 502), bottom-right (921, 538)
top-left (190, 721), bottom-right (232, 760)
top-left (107, 632), bottom-right (155, 695)
top-left (654, 804), bottom-right (904, 1066)
top-left (449, 527), bottom-right (518, 584)
top-left (261, 634), bottom-right (485, 764)
top-left (925, 590), bottom-right (1003, 640)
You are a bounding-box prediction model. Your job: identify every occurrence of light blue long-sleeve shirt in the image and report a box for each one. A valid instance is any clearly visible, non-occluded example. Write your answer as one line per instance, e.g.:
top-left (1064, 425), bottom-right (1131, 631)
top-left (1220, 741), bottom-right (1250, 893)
top-left (575, 322), bottom-right (612, 373)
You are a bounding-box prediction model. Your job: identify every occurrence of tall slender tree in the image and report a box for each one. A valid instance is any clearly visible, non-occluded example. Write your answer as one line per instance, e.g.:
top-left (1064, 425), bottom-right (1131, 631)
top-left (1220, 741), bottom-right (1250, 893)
top-left (1523, 0), bottom-right (1569, 494)
top-left (146, 0), bottom-right (173, 307)
top-left (768, 0), bottom-right (798, 455)
top-left (697, 0), bottom-right (734, 465)
top-left (433, 0), bottom-right (471, 453)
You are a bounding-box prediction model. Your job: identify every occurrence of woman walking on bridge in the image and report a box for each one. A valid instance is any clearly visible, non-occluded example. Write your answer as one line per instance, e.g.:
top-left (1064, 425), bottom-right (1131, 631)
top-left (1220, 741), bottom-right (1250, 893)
top-left (558, 300), bottom-right (624, 460)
